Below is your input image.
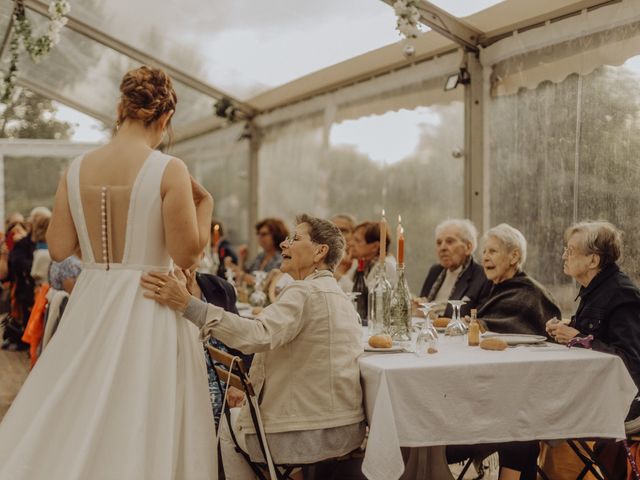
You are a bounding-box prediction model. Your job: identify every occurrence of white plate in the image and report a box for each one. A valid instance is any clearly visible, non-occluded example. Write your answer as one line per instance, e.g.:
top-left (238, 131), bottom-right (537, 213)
top-left (236, 302), bottom-right (251, 310)
top-left (364, 345), bottom-right (406, 353)
top-left (482, 333), bottom-right (547, 345)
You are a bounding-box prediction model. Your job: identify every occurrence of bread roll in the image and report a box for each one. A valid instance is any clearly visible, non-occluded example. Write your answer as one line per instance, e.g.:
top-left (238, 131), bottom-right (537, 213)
top-left (480, 337), bottom-right (508, 351)
top-left (251, 306), bottom-right (264, 316)
top-left (433, 317), bottom-right (450, 328)
top-left (368, 334), bottom-right (393, 349)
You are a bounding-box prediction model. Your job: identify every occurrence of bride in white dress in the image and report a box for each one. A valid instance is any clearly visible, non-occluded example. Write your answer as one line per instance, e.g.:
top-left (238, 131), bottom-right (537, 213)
top-left (0, 66), bottom-right (217, 480)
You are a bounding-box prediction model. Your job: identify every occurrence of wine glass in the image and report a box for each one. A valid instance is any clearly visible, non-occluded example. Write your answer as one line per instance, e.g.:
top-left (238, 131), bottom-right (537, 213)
top-left (346, 292), bottom-right (362, 326)
top-left (415, 302), bottom-right (439, 356)
top-left (249, 271), bottom-right (268, 307)
top-left (444, 299), bottom-right (467, 339)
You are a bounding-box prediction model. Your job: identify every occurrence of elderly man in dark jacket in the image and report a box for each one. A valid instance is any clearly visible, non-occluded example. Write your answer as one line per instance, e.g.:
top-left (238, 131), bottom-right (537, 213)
top-left (418, 219), bottom-right (490, 317)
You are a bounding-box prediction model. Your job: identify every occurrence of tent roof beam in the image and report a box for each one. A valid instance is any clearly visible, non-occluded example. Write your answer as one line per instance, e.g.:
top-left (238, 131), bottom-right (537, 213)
top-left (23, 0), bottom-right (257, 118)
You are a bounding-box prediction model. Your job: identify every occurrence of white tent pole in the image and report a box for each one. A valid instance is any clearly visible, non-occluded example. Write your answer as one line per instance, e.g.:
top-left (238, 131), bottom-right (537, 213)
top-left (248, 121), bottom-right (261, 259)
top-left (464, 52), bottom-right (485, 234)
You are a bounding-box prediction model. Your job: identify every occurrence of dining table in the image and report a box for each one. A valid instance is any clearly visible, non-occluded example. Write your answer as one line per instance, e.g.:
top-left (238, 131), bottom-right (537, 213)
top-left (358, 333), bottom-right (637, 480)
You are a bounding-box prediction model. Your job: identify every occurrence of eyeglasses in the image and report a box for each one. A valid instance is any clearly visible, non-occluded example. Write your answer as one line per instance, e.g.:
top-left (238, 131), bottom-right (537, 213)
top-left (257, 230), bottom-right (271, 238)
top-left (284, 234), bottom-right (303, 246)
top-left (563, 246), bottom-right (588, 257)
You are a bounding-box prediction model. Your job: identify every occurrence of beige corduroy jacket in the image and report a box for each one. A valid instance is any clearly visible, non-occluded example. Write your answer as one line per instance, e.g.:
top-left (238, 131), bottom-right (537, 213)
top-left (199, 269), bottom-right (365, 434)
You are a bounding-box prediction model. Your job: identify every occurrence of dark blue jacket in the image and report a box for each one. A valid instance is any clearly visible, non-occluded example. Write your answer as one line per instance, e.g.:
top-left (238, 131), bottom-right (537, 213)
top-left (572, 263), bottom-right (640, 420)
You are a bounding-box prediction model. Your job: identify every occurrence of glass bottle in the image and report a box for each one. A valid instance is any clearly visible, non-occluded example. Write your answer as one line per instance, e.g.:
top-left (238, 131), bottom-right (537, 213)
top-left (468, 308), bottom-right (480, 346)
top-left (389, 264), bottom-right (411, 341)
top-left (368, 262), bottom-right (391, 336)
top-left (352, 259), bottom-right (369, 326)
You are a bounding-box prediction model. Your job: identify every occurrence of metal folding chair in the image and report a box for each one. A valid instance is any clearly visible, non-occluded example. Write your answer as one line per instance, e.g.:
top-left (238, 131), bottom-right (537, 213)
top-left (207, 344), bottom-right (300, 480)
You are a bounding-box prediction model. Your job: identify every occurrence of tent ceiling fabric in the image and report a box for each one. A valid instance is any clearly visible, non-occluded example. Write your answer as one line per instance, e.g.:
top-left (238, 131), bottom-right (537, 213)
top-left (1, 0), bottom-right (636, 131)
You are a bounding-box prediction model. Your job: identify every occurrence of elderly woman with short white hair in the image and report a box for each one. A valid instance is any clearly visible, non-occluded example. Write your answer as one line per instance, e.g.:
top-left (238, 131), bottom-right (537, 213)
top-left (141, 214), bottom-right (365, 478)
top-left (446, 224), bottom-right (561, 480)
top-left (477, 223), bottom-right (560, 336)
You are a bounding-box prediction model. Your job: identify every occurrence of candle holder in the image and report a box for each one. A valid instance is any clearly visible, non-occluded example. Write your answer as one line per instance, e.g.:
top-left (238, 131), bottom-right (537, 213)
top-left (389, 263), bottom-right (411, 341)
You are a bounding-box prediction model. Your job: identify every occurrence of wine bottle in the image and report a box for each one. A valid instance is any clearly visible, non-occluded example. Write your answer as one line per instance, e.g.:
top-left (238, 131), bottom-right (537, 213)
top-left (352, 259), bottom-right (369, 326)
top-left (389, 263), bottom-right (411, 341)
top-left (368, 262), bottom-right (392, 336)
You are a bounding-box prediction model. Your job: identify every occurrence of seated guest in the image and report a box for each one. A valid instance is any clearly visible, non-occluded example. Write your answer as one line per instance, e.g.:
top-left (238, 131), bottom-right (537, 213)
top-left (417, 219), bottom-right (490, 317)
top-left (210, 218), bottom-right (238, 278)
top-left (547, 221), bottom-right (640, 425)
top-left (142, 214), bottom-right (365, 475)
top-left (42, 255), bottom-right (83, 350)
top-left (478, 223), bottom-right (560, 336)
top-left (180, 263), bottom-right (251, 428)
top-left (331, 213), bottom-right (357, 290)
top-left (233, 217), bottom-right (289, 286)
top-left (341, 220), bottom-right (396, 291)
top-left (30, 215), bottom-right (51, 286)
top-left (447, 224), bottom-right (561, 480)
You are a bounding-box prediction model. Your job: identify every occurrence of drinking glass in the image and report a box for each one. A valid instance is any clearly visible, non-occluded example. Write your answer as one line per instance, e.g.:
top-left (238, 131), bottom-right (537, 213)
top-left (346, 292), bottom-right (362, 326)
top-left (249, 271), bottom-right (268, 307)
top-left (415, 302), bottom-right (439, 356)
top-left (444, 299), bottom-right (467, 338)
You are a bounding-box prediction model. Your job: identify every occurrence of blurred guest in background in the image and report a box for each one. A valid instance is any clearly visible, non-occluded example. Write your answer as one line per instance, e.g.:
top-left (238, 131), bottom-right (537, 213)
top-left (210, 218), bottom-right (238, 279)
top-left (343, 221), bottom-right (396, 291)
top-left (234, 217), bottom-right (289, 286)
top-left (331, 213), bottom-right (357, 292)
top-left (1, 207), bottom-right (51, 350)
top-left (30, 215), bottom-right (51, 287)
top-left (415, 219), bottom-right (490, 318)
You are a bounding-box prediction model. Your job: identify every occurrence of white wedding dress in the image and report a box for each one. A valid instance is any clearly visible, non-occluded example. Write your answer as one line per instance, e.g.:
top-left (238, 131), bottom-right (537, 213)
top-left (0, 151), bottom-right (217, 479)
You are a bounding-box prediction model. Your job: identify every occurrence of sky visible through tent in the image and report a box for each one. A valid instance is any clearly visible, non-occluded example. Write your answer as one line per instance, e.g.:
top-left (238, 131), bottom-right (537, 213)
top-left (44, 0), bottom-right (505, 144)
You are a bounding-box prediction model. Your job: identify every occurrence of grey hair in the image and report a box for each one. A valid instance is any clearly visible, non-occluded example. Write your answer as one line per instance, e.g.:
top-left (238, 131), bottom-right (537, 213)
top-left (435, 219), bottom-right (478, 254)
top-left (483, 223), bottom-right (527, 269)
top-left (296, 214), bottom-right (345, 271)
top-left (564, 221), bottom-right (622, 268)
top-left (29, 206), bottom-right (52, 220)
top-left (331, 213), bottom-right (357, 231)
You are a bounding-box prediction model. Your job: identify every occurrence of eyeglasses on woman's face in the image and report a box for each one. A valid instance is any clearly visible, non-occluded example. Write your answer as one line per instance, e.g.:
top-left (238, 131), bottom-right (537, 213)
top-left (284, 233), bottom-right (304, 246)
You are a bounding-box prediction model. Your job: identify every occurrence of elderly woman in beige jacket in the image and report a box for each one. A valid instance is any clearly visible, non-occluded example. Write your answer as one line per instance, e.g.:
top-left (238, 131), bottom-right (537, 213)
top-left (141, 214), bottom-right (365, 478)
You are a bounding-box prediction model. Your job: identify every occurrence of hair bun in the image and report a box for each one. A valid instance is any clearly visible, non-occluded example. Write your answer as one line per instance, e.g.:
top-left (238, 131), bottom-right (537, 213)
top-left (117, 66), bottom-right (177, 126)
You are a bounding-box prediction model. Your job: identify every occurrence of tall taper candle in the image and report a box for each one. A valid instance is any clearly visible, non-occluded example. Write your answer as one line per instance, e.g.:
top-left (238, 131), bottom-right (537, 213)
top-left (379, 210), bottom-right (387, 262)
top-left (397, 218), bottom-right (404, 265)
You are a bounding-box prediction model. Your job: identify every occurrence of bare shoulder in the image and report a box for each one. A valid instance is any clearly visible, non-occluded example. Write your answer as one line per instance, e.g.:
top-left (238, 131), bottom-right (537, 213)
top-left (160, 157), bottom-right (190, 196)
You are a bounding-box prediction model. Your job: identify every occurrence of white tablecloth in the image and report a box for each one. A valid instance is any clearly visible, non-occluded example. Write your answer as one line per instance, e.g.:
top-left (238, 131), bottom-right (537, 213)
top-left (359, 339), bottom-right (638, 480)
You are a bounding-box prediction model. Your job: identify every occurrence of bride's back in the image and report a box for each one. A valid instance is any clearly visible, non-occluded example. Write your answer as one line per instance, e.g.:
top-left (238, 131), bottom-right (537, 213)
top-left (47, 65), bottom-right (212, 268)
top-left (77, 143), bottom-right (164, 265)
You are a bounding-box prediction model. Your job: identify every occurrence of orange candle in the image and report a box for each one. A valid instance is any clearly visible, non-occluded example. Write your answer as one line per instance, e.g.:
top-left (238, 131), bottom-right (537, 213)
top-left (213, 224), bottom-right (220, 247)
top-left (397, 216), bottom-right (404, 265)
top-left (379, 210), bottom-right (387, 262)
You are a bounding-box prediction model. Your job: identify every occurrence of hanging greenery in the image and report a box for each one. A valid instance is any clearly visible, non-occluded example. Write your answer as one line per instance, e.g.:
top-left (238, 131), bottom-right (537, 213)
top-left (1, 0), bottom-right (71, 104)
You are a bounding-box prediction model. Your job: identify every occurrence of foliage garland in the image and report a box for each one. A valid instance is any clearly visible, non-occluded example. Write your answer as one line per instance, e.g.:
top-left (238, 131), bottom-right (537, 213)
top-left (1, 0), bottom-right (71, 104)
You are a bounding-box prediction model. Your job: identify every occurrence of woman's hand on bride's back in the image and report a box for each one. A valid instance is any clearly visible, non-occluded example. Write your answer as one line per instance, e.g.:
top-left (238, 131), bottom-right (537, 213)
top-left (141, 270), bottom-right (192, 313)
